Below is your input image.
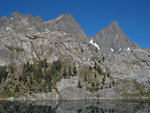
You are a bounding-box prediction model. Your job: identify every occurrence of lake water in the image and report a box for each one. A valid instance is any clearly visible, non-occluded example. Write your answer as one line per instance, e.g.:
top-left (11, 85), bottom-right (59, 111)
top-left (0, 100), bottom-right (150, 113)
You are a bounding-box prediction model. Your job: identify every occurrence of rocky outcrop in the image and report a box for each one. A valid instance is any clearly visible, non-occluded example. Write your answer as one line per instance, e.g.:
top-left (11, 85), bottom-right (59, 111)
top-left (146, 47), bottom-right (150, 53)
top-left (56, 76), bottom-right (96, 100)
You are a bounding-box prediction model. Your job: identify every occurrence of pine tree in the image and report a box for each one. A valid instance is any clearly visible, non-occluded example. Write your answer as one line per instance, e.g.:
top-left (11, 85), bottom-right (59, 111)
top-left (84, 75), bottom-right (87, 82)
top-left (14, 85), bottom-right (20, 92)
top-left (36, 66), bottom-right (43, 83)
top-left (19, 75), bottom-right (22, 81)
top-left (51, 59), bottom-right (61, 75)
top-left (54, 59), bottom-right (61, 71)
top-left (97, 66), bottom-right (102, 74)
top-left (102, 76), bottom-right (105, 85)
top-left (63, 67), bottom-right (67, 78)
top-left (107, 72), bottom-right (110, 78)
top-left (94, 62), bottom-right (97, 69)
top-left (10, 66), bottom-right (14, 73)
top-left (44, 59), bottom-right (48, 67)
top-left (89, 65), bottom-right (92, 71)
top-left (68, 66), bottom-right (72, 76)
top-left (96, 82), bottom-right (99, 90)
top-left (77, 81), bottom-right (82, 88)
top-left (30, 76), bottom-right (33, 85)
top-left (26, 61), bottom-right (30, 72)
top-left (73, 66), bottom-right (77, 76)
top-left (92, 82), bottom-right (95, 87)
top-left (109, 84), bottom-right (112, 88)
top-left (102, 56), bottom-right (105, 61)
top-left (30, 64), bottom-right (33, 72)
top-left (0, 67), bottom-right (8, 83)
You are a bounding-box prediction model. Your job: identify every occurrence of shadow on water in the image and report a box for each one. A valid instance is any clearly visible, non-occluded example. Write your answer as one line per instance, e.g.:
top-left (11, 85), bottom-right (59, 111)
top-left (0, 99), bottom-right (150, 113)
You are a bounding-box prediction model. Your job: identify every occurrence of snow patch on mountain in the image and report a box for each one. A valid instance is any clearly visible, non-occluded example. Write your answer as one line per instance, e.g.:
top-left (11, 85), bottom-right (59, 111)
top-left (111, 48), bottom-right (114, 52)
top-left (89, 39), bottom-right (100, 50)
top-left (127, 47), bottom-right (131, 51)
top-left (51, 31), bottom-right (67, 36)
top-left (45, 28), bottom-right (50, 32)
top-left (56, 15), bottom-right (64, 20)
top-left (6, 27), bottom-right (11, 31)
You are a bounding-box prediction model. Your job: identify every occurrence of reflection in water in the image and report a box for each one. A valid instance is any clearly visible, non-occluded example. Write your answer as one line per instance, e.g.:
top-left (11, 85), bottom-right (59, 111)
top-left (0, 100), bottom-right (150, 113)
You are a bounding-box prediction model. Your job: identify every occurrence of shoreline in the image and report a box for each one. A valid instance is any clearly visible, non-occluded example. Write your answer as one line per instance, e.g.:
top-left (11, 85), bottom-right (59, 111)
top-left (0, 97), bottom-right (150, 101)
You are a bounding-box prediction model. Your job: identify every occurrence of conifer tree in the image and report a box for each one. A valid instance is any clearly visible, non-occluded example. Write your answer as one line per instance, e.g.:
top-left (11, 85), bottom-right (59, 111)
top-left (73, 66), bottom-right (77, 76)
top-left (102, 76), bottom-right (105, 85)
top-left (95, 73), bottom-right (97, 78)
top-left (89, 65), bottom-right (92, 71)
top-left (10, 65), bottom-right (14, 73)
top-left (94, 62), bottom-right (97, 69)
top-left (96, 82), bottom-right (99, 91)
top-left (68, 66), bottom-right (72, 76)
top-left (63, 67), bottom-right (67, 78)
top-left (43, 59), bottom-right (48, 68)
top-left (77, 81), bottom-right (82, 88)
top-left (92, 82), bottom-right (95, 87)
top-left (84, 74), bottom-right (87, 82)
top-left (97, 66), bottom-right (102, 74)
top-left (14, 85), bottom-right (20, 92)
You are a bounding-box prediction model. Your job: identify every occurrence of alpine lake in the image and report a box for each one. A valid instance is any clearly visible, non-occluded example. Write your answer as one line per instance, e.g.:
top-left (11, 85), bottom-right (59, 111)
top-left (0, 99), bottom-right (150, 113)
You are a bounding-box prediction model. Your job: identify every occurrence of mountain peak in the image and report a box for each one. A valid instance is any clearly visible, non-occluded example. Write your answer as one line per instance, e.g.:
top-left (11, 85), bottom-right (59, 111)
top-left (0, 16), bottom-right (8, 21)
top-left (27, 13), bottom-right (34, 19)
top-left (107, 22), bottom-right (122, 33)
top-left (58, 13), bottom-right (75, 21)
top-left (108, 21), bottom-right (119, 27)
top-left (64, 13), bottom-right (73, 18)
top-left (93, 22), bottom-right (139, 53)
top-left (10, 11), bottom-right (23, 18)
top-left (44, 13), bottom-right (87, 39)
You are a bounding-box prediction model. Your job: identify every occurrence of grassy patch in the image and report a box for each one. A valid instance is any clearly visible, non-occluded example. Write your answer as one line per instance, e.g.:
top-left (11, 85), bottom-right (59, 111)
top-left (51, 75), bottom-right (62, 89)
top-left (86, 87), bottom-right (98, 93)
top-left (26, 35), bottom-right (40, 40)
top-left (0, 92), bottom-right (16, 98)
top-left (121, 92), bottom-right (150, 99)
top-left (4, 44), bottom-right (24, 52)
top-left (117, 80), bottom-right (150, 99)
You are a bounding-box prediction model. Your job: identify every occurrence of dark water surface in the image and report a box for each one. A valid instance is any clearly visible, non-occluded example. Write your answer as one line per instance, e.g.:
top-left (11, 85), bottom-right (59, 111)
top-left (0, 100), bottom-right (150, 113)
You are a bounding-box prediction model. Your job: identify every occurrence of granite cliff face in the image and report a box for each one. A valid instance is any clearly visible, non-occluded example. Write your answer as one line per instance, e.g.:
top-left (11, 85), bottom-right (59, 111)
top-left (0, 12), bottom-right (150, 100)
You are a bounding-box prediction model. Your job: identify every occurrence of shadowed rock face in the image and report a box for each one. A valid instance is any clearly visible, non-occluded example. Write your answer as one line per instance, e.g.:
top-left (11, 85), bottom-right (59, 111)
top-left (93, 22), bottom-right (140, 53)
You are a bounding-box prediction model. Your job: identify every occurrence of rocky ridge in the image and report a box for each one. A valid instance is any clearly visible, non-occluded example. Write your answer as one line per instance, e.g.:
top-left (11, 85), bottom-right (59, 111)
top-left (0, 12), bottom-right (150, 100)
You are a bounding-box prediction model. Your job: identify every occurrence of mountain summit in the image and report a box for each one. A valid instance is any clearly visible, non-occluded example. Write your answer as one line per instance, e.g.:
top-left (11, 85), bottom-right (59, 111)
top-left (93, 22), bottom-right (140, 53)
top-left (44, 13), bottom-right (87, 40)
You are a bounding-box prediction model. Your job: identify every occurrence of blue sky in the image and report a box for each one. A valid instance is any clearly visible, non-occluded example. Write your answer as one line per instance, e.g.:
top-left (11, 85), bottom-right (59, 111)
top-left (0, 0), bottom-right (150, 48)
